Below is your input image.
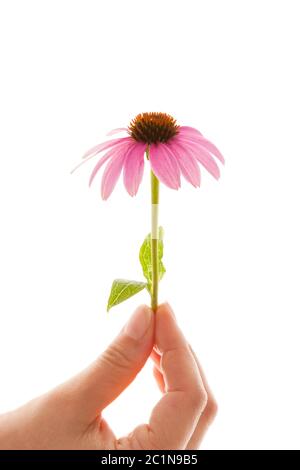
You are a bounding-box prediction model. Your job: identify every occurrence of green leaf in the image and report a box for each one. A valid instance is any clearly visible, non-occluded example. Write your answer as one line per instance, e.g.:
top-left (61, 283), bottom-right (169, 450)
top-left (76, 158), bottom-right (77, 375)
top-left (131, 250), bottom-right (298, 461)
top-left (107, 279), bottom-right (147, 311)
top-left (139, 226), bottom-right (166, 285)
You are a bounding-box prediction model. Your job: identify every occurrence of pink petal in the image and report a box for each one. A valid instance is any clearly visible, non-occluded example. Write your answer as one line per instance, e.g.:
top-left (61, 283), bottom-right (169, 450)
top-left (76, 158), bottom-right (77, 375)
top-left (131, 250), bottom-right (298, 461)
top-left (106, 128), bottom-right (129, 136)
top-left (70, 137), bottom-right (133, 174)
top-left (101, 153), bottom-right (126, 200)
top-left (181, 140), bottom-right (220, 179)
top-left (89, 151), bottom-right (114, 187)
top-left (168, 142), bottom-right (201, 187)
top-left (177, 134), bottom-right (225, 164)
top-left (123, 143), bottom-right (146, 196)
top-left (89, 142), bottom-right (132, 187)
top-left (83, 136), bottom-right (133, 159)
top-left (199, 138), bottom-right (225, 164)
top-left (149, 143), bottom-right (180, 190)
top-left (179, 126), bottom-right (203, 136)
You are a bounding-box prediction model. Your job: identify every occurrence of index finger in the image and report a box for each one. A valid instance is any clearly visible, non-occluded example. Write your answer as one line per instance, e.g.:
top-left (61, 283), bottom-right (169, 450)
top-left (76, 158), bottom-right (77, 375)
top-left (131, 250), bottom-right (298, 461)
top-left (148, 303), bottom-right (208, 450)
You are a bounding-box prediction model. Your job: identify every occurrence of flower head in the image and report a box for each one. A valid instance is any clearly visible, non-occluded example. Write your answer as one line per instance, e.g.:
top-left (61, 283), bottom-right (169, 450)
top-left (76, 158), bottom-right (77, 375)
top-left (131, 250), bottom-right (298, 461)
top-left (72, 112), bottom-right (224, 199)
top-left (129, 112), bottom-right (179, 144)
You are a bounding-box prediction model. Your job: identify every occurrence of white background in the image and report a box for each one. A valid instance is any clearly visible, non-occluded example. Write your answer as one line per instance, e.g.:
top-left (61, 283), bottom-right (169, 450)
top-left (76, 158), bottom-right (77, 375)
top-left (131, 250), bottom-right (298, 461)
top-left (0, 0), bottom-right (299, 450)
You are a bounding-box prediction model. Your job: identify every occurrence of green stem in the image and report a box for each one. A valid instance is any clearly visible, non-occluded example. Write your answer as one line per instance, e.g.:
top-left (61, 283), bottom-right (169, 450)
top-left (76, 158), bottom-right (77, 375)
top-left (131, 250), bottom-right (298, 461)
top-left (149, 152), bottom-right (160, 311)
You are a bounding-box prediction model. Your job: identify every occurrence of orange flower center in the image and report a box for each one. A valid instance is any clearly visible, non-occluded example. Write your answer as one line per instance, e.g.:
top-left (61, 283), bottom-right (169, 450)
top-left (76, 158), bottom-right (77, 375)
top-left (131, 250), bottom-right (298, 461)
top-left (129, 112), bottom-right (179, 144)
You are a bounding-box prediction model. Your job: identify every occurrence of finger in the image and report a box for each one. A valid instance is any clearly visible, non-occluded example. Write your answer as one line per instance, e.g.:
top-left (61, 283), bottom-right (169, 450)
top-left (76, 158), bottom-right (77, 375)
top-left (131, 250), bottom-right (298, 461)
top-left (151, 349), bottom-right (162, 370)
top-left (53, 305), bottom-right (154, 423)
top-left (152, 365), bottom-right (165, 393)
top-left (147, 303), bottom-right (208, 449)
top-left (152, 346), bottom-right (218, 447)
top-left (151, 348), bottom-right (165, 393)
top-left (152, 346), bottom-right (217, 449)
top-left (186, 347), bottom-right (218, 449)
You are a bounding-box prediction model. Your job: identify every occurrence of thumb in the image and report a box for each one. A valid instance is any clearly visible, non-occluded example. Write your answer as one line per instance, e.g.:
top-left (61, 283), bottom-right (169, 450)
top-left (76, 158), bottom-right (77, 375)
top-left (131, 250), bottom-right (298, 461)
top-left (56, 305), bottom-right (154, 422)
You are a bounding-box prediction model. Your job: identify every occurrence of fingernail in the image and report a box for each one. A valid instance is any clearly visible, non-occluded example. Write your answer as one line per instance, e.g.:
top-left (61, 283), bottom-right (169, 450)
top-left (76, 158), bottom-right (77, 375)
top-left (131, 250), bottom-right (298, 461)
top-left (124, 305), bottom-right (152, 340)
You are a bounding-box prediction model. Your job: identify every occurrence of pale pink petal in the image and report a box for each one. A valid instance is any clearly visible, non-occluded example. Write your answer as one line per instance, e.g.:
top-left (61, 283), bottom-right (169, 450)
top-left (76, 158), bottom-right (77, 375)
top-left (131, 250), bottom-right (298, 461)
top-left (101, 153), bottom-right (126, 200)
top-left (179, 126), bottom-right (203, 136)
top-left (70, 137), bottom-right (133, 174)
top-left (89, 142), bottom-right (132, 187)
top-left (123, 143), bottom-right (146, 196)
top-left (180, 140), bottom-right (220, 179)
top-left (199, 138), bottom-right (225, 164)
top-left (88, 152), bottom-right (114, 187)
top-left (71, 138), bottom-right (133, 174)
top-left (106, 128), bottom-right (129, 136)
top-left (149, 143), bottom-right (180, 190)
top-left (70, 156), bottom-right (95, 174)
top-left (83, 136), bottom-right (132, 159)
top-left (168, 142), bottom-right (200, 187)
top-left (176, 134), bottom-right (225, 164)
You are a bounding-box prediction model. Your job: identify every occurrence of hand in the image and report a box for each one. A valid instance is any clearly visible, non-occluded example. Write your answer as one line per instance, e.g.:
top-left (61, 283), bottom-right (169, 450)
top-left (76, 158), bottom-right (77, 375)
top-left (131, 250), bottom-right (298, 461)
top-left (0, 303), bottom-right (217, 450)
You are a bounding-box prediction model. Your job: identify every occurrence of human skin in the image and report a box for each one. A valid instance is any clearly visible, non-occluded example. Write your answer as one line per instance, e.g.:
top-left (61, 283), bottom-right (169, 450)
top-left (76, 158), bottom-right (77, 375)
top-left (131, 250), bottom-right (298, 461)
top-left (0, 303), bottom-right (217, 450)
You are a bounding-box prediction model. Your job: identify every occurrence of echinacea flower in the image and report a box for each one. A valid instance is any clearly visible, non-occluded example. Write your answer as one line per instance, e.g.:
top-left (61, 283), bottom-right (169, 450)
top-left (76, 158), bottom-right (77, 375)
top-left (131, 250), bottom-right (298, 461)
top-left (72, 112), bottom-right (224, 199)
top-left (72, 112), bottom-right (225, 312)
